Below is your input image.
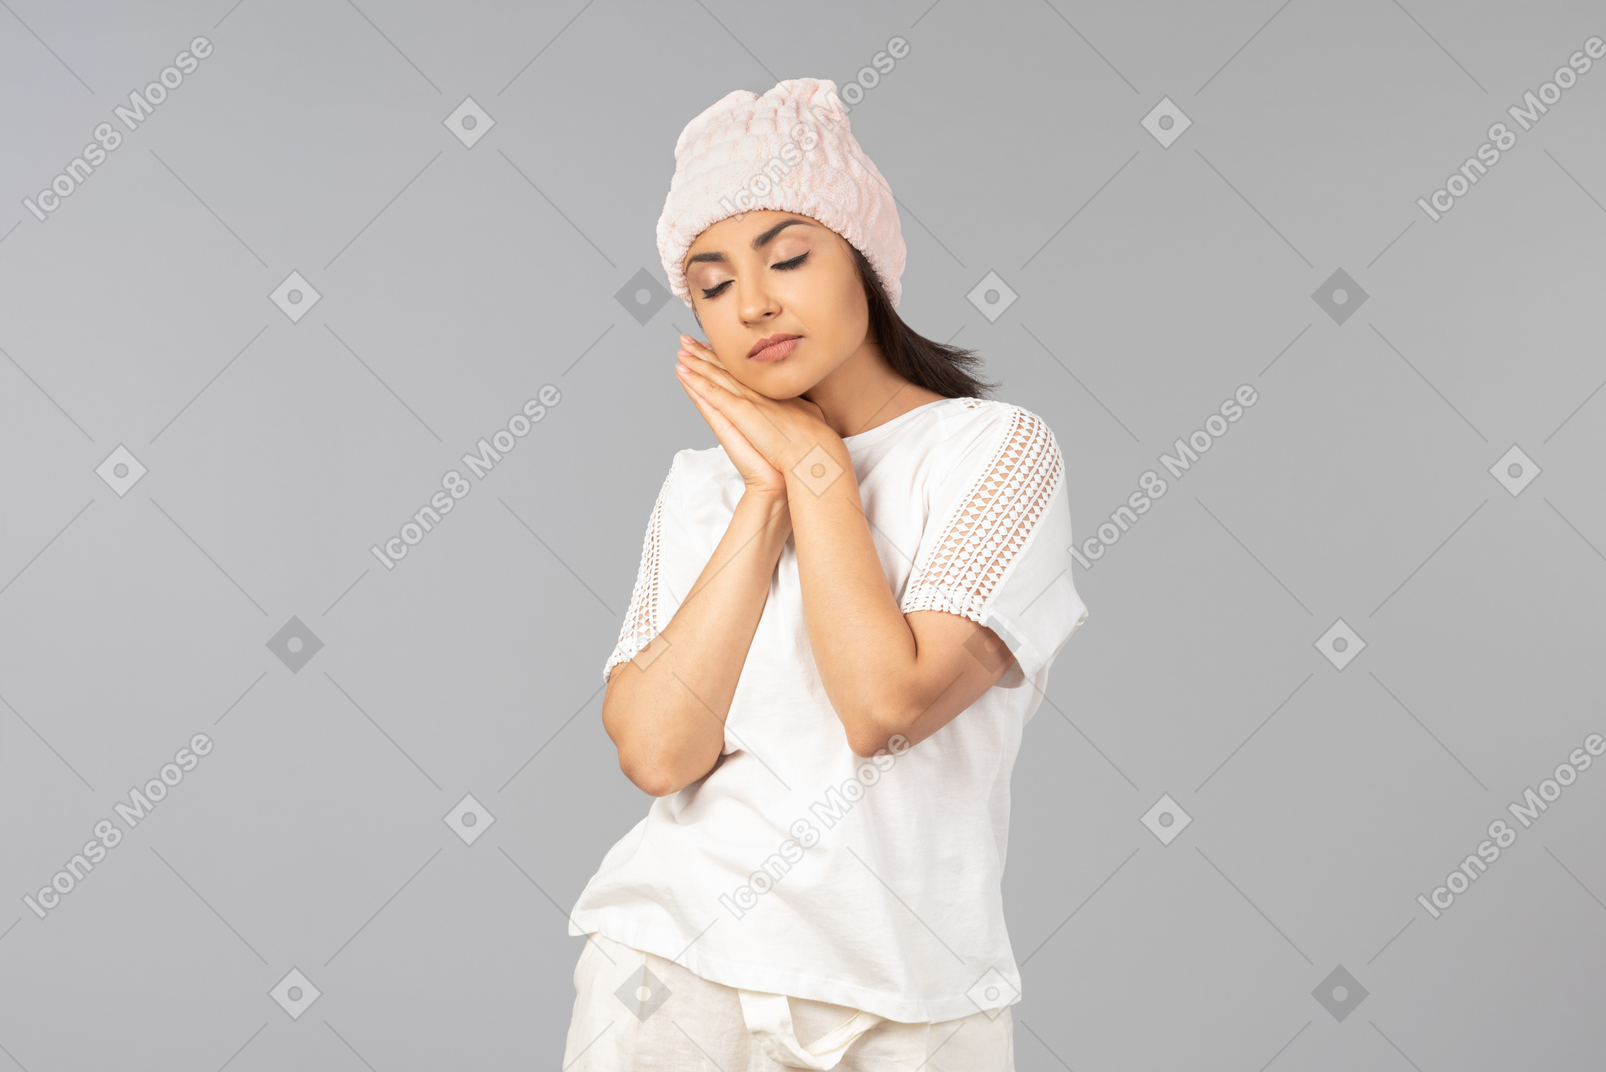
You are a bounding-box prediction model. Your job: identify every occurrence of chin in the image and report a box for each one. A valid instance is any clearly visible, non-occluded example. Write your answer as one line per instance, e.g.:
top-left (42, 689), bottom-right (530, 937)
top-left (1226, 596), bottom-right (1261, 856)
top-left (742, 364), bottom-right (818, 400)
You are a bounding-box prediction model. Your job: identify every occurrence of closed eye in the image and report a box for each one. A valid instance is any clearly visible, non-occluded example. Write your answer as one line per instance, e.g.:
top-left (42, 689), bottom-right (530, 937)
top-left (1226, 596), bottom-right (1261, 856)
top-left (699, 252), bottom-right (810, 300)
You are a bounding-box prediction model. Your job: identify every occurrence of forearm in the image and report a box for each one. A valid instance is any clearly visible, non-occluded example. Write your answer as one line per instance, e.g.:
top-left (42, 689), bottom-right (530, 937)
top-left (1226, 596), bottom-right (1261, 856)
top-left (783, 446), bottom-right (921, 748)
top-left (602, 489), bottom-right (790, 795)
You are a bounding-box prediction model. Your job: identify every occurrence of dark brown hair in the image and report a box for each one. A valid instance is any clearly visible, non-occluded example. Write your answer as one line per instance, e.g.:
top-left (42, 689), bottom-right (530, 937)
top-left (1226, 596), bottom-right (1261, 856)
top-left (848, 244), bottom-right (998, 400)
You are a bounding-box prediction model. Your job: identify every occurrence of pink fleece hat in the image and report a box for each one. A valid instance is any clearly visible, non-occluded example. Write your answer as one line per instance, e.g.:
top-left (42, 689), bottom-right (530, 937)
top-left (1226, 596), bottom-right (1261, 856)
top-left (656, 77), bottom-right (906, 310)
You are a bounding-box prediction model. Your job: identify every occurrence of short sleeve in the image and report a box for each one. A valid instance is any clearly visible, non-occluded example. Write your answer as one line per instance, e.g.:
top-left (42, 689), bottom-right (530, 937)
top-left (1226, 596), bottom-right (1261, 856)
top-left (900, 405), bottom-right (1089, 687)
top-left (602, 453), bottom-right (684, 685)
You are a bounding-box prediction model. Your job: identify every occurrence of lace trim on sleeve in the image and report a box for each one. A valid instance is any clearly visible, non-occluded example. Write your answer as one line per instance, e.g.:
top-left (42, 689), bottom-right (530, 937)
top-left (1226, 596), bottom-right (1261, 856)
top-left (602, 459), bottom-right (677, 684)
top-left (901, 406), bottom-right (1064, 623)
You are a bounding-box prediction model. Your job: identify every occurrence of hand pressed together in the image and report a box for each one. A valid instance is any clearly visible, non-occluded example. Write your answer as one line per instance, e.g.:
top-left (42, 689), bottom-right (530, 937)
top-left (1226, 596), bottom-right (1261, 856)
top-left (674, 334), bottom-right (844, 497)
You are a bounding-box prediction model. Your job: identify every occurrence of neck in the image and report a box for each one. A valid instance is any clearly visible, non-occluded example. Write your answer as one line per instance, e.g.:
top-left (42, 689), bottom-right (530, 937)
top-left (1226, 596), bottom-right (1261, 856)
top-left (802, 338), bottom-right (944, 440)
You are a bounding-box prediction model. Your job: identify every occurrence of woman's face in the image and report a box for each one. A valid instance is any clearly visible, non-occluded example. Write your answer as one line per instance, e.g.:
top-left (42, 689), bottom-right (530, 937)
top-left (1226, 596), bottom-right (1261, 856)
top-left (683, 210), bottom-right (870, 400)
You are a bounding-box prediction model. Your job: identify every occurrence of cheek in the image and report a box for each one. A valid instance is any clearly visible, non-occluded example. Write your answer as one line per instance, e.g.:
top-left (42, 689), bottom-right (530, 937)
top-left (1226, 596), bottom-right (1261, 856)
top-left (693, 307), bottom-right (738, 365)
top-left (818, 253), bottom-right (866, 320)
top-left (822, 275), bottom-right (868, 347)
top-left (705, 333), bottom-right (760, 385)
top-left (777, 271), bottom-right (854, 342)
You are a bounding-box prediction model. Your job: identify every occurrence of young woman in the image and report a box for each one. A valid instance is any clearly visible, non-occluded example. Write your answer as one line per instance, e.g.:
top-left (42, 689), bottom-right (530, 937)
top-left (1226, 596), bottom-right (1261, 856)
top-left (562, 78), bottom-right (1088, 1071)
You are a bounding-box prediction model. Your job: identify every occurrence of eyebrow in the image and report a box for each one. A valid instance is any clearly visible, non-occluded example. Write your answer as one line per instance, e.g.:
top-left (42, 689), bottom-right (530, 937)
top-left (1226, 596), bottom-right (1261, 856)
top-left (686, 218), bottom-right (815, 266)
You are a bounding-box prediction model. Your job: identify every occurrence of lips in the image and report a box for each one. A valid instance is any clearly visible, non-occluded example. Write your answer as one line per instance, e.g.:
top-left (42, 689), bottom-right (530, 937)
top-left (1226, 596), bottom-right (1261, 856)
top-left (748, 334), bottom-right (800, 361)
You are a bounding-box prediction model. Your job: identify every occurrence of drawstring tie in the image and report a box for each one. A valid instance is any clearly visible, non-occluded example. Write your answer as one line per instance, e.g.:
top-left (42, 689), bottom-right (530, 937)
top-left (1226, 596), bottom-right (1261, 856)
top-left (737, 988), bottom-right (885, 1070)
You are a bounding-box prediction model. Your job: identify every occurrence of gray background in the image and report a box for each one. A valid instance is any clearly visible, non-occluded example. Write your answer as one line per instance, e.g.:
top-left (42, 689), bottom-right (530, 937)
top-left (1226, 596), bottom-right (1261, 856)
top-left (2, 0), bottom-right (1603, 1068)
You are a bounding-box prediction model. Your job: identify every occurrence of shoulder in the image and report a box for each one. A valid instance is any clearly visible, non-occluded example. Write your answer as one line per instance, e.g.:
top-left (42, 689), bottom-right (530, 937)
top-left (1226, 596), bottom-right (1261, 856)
top-left (645, 447), bottom-right (743, 548)
top-left (931, 397), bottom-right (1064, 468)
top-left (667, 443), bottom-right (743, 499)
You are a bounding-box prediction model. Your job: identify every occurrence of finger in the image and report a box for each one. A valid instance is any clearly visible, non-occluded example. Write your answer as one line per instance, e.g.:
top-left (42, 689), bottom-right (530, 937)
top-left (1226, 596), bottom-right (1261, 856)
top-left (676, 344), bottom-right (725, 381)
top-left (676, 365), bottom-right (738, 429)
top-left (680, 355), bottom-right (801, 450)
top-left (676, 358), bottom-right (741, 408)
top-left (677, 372), bottom-right (717, 429)
top-left (679, 364), bottom-right (777, 456)
top-left (679, 366), bottom-right (727, 416)
top-left (679, 369), bottom-right (754, 457)
top-left (679, 342), bottom-right (746, 395)
top-left (679, 335), bottom-right (727, 369)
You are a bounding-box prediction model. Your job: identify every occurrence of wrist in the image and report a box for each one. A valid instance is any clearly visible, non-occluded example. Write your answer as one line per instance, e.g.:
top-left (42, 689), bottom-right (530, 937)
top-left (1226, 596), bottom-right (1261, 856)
top-left (781, 439), bottom-right (857, 500)
top-left (740, 484), bottom-right (790, 512)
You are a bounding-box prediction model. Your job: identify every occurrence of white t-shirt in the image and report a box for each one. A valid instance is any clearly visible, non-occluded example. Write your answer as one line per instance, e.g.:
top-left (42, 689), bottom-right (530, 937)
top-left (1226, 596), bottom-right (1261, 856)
top-left (569, 395), bottom-right (1089, 1024)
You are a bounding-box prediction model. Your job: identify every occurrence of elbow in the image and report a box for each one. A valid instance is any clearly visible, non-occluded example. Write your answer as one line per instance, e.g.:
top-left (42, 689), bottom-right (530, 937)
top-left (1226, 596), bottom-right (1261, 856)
top-left (601, 677), bottom-right (718, 796)
top-left (617, 740), bottom-right (712, 797)
top-left (846, 736), bottom-right (882, 760)
top-left (626, 764), bottom-right (678, 798)
top-left (847, 733), bottom-right (900, 759)
top-left (615, 746), bottom-right (682, 797)
top-left (844, 707), bottom-right (913, 759)
top-left (602, 684), bottom-right (667, 795)
top-left (852, 675), bottom-right (927, 757)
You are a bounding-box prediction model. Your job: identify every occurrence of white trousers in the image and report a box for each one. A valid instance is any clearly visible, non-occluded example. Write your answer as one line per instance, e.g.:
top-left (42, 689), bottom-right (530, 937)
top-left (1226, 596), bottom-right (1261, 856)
top-left (562, 931), bottom-right (1015, 1071)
